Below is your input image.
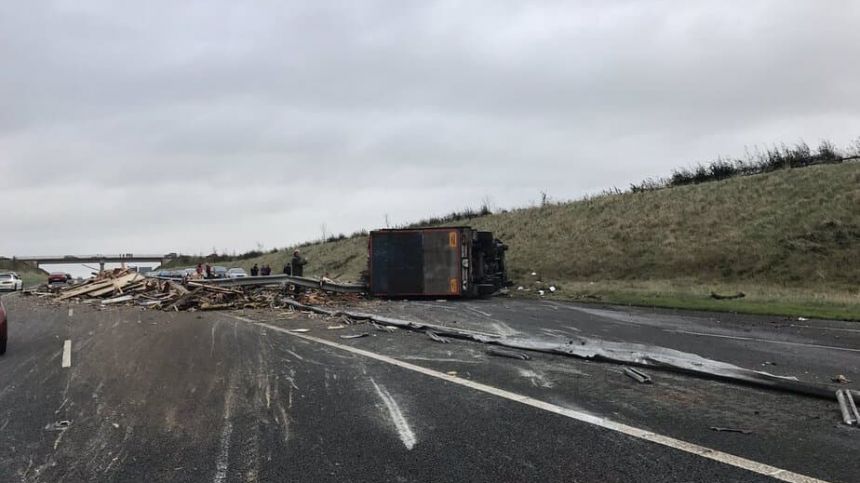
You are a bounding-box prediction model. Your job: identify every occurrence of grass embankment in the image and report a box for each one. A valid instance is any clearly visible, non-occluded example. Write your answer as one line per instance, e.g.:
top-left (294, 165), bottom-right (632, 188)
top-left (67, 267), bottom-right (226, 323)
top-left (202, 162), bottom-right (860, 320)
top-left (0, 259), bottom-right (47, 287)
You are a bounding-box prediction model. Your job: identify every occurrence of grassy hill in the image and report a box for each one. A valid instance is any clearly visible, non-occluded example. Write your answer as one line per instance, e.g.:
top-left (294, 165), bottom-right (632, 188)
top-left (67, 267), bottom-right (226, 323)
top-left (194, 162), bottom-right (860, 319)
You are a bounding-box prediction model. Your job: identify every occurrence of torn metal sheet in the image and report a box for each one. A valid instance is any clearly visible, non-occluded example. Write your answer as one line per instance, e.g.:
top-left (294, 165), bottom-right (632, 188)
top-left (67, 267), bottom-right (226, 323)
top-left (279, 298), bottom-right (859, 401)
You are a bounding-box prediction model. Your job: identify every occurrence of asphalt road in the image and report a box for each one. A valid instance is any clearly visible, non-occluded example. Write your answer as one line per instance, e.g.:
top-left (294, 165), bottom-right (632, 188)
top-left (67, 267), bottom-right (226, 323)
top-left (0, 293), bottom-right (857, 482)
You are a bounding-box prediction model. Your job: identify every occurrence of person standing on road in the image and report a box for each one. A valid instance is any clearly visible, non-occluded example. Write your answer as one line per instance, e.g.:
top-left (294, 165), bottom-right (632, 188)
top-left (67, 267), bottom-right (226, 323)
top-left (196, 263), bottom-right (203, 279)
top-left (261, 264), bottom-right (271, 276)
top-left (283, 263), bottom-right (292, 275)
top-left (205, 264), bottom-right (212, 279)
top-left (250, 264), bottom-right (259, 276)
top-left (291, 250), bottom-right (307, 277)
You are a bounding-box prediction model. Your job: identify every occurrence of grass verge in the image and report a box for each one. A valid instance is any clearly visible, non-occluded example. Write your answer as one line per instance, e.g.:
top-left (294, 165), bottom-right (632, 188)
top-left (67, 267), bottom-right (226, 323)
top-left (538, 280), bottom-right (860, 321)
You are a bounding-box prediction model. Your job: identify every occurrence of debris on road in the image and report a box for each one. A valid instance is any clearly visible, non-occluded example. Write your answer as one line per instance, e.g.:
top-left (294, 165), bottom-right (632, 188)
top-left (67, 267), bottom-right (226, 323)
top-left (836, 389), bottom-right (859, 426)
top-left (372, 323), bottom-right (397, 333)
top-left (340, 333), bottom-right (370, 339)
top-left (487, 347), bottom-right (531, 360)
top-left (276, 297), bottom-right (858, 401)
top-left (45, 421), bottom-right (71, 431)
top-left (831, 375), bottom-right (851, 384)
top-left (25, 268), bottom-right (363, 312)
top-left (709, 427), bottom-right (752, 435)
top-left (426, 330), bottom-right (450, 343)
top-left (710, 291), bottom-right (746, 300)
top-left (623, 367), bottom-right (653, 384)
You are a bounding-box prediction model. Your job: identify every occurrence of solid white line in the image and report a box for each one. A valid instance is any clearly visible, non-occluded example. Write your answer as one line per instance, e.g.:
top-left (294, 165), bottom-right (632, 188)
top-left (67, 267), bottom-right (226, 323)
top-left (61, 340), bottom-right (71, 368)
top-left (669, 329), bottom-right (860, 353)
top-left (370, 378), bottom-right (417, 449)
top-left (230, 315), bottom-right (826, 483)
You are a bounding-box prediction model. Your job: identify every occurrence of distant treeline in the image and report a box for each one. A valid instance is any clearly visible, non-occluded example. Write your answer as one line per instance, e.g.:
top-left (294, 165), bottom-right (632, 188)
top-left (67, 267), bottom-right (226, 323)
top-left (167, 250), bottom-right (267, 267)
top-left (630, 139), bottom-right (859, 193)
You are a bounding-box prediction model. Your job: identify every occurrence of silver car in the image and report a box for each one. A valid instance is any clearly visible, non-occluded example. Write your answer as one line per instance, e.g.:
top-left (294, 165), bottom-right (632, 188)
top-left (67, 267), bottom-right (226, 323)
top-left (226, 268), bottom-right (248, 279)
top-left (0, 272), bottom-right (23, 292)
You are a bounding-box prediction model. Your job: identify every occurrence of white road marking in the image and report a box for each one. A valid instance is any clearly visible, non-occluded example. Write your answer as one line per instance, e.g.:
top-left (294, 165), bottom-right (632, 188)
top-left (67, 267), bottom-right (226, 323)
top-left (464, 305), bottom-right (492, 317)
top-left (370, 378), bottom-right (417, 450)
top-left (229, 315), bottom-right (826, 483)
top-left (61, 340), bottom-right (72, 368)
top-left (213, 385), bottom-right (235, 483)
top-left (285, 349), bottom-right (305, 361)
top-left (669, 330), bottom-right (860, 353)
top-left (210, 324), bottom-right (217, 357)
top-left (68, 308), bottom-right (74, 317)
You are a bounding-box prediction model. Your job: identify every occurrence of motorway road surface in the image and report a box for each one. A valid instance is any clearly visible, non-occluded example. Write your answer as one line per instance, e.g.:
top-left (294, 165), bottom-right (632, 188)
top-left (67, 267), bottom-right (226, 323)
top-left (0, 293), bottom-right (857, 482)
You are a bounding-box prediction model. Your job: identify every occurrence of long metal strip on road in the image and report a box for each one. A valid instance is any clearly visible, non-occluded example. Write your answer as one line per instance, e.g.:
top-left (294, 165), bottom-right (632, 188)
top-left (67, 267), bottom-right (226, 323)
top-left (152, 274), bottom-right (367, 294)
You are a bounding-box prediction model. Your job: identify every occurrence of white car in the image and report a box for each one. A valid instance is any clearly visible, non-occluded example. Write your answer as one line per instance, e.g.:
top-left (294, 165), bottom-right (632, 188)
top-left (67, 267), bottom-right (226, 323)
top-left (226, 268), bottom-right (248, 279)
top-left (0, 272), bottom-right (23, 292)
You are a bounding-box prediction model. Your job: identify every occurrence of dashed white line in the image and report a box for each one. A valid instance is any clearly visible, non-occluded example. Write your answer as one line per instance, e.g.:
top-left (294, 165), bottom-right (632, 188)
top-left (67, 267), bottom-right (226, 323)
top-left (370, 378), bottom-right (417, 450)
top-left (213, 384), bottom-right (235, 483)
top-left (61, 340), bottom-right (72, 368)
top-left (285, 349), bottom-right (305, 361)
top-left (68, 307), bottom-right (74, 317)
top-left (231, 315), bottom-right (826, 483)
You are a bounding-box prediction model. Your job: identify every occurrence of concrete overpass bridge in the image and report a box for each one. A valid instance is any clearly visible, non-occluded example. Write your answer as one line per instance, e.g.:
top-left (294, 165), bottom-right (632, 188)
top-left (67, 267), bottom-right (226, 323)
top-left (14, 254), bottom-right (169, 272)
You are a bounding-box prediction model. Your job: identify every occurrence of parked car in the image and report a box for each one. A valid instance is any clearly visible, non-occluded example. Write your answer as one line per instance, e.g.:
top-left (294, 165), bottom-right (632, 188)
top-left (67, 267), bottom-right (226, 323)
top-left (212, 266), bottom-right (228, 278)
top-left (48, 272), bottom-right (71, 285)
top-left (0, 298), bottom-right (7, 355)
top-left (226, 268), bottom-right (248, 279)
top-left (0, 272), bottom-right (23, 292)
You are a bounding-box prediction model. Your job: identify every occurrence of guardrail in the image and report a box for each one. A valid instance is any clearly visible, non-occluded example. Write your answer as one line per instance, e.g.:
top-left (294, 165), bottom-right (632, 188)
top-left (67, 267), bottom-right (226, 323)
top-left (148, 274), bottom-right (367, 294)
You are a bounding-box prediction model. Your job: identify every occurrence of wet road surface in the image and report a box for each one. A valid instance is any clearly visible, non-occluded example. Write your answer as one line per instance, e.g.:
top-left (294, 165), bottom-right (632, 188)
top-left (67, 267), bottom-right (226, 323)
top-left (0, 294), bottom-right (857, 482)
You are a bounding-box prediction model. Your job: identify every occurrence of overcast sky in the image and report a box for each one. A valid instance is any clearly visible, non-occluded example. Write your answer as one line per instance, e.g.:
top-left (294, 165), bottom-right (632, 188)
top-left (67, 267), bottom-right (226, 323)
top-left (3, 0), bottom-right (859, 259)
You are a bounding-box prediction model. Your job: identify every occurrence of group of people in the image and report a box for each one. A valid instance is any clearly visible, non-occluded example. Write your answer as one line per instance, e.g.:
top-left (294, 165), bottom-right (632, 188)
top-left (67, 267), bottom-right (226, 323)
top-left (195, 263), bottom-right (213, 279)
top-left (250, 250), bottom-right (307, 278)
top-left (250, 264), bottom-right (271, 276)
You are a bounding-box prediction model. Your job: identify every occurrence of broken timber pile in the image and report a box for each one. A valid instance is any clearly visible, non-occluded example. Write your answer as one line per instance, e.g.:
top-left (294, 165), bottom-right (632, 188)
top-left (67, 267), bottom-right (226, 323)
top-left (34, 268), bottom-right (361, 312)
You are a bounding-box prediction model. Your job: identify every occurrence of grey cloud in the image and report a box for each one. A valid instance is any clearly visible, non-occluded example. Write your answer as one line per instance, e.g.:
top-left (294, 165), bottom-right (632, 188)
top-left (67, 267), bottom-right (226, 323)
top-left (2, 0), bottom-right (859, 257)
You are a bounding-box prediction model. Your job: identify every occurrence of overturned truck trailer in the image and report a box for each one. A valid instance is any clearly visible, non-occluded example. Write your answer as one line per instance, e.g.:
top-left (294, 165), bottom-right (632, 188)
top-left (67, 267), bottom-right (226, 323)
top-left (368, 227), bottom-right (510, 298)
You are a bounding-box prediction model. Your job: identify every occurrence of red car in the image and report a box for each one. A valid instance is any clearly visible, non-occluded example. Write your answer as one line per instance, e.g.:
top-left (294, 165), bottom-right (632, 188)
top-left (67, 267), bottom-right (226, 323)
top-left (48, 272), bottom-right (71, 285)
top-left (0, 298), bottom-right (7, 355)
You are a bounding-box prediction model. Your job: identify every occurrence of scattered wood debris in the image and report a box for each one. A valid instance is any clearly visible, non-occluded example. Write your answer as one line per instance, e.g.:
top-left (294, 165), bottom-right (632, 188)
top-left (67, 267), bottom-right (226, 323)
top-left (25, 268), bottom-right (363, 312)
